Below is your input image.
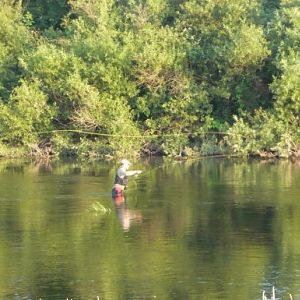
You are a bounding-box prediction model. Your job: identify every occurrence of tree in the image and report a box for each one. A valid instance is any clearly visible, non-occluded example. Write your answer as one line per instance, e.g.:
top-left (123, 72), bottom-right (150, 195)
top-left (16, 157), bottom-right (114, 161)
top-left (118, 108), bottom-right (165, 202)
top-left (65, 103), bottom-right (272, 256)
top-left (23, 0), bottom-right (70, 30)
top-left (0, 3), bottom-right (33, 100)
top-left (178, 0), bottom-right (270, 121)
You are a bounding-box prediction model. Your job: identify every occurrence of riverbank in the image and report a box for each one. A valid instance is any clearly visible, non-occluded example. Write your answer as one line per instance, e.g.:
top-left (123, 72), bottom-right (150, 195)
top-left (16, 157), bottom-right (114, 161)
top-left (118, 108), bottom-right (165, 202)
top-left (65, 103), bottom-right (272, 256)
top-left (0, 137), bottom-right (299, 161)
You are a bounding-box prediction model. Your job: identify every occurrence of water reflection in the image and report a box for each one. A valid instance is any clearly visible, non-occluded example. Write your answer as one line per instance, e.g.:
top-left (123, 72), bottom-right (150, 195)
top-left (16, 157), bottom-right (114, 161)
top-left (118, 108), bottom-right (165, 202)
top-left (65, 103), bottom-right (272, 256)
top-left (1, 158), bottom-right (300, 299)
top-left (112, 195), bottom-right (142, 231)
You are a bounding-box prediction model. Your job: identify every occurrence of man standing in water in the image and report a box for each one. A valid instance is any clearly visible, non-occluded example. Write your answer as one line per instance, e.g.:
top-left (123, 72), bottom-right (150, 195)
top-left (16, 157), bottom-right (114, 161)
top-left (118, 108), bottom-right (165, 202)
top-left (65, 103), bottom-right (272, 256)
top-left (112, 159), bottom-right (142, 196)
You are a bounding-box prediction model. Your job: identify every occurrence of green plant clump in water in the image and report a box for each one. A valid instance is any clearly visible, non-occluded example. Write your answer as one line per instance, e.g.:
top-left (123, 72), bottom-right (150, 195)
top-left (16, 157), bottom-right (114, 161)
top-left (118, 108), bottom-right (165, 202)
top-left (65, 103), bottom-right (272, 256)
top-left (88, 202), bottom-right (111, 216)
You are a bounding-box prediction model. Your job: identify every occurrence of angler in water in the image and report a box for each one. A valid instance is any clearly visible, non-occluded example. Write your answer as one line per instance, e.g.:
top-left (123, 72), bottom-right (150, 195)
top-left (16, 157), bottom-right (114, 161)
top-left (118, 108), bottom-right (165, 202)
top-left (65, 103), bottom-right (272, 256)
top-left (112, 159), bottom-right (142, 197)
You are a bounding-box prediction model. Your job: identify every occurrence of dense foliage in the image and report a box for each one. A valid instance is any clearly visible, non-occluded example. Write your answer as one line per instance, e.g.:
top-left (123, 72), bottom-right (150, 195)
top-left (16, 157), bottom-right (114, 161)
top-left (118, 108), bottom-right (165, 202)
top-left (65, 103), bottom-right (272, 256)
top-left (0, 0), bottom-right (299, 158)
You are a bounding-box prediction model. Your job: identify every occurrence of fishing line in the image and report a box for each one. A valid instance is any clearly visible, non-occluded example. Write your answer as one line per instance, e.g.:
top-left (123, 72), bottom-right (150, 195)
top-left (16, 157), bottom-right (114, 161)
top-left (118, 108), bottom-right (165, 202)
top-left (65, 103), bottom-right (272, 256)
top-left (36, 129), bottom-right (235, 139)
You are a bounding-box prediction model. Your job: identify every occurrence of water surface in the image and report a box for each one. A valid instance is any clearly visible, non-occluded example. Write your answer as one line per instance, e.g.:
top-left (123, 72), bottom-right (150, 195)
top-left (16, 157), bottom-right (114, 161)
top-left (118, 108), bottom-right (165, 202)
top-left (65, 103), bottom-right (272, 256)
top-left (0, 158), bottom-right (300, 299)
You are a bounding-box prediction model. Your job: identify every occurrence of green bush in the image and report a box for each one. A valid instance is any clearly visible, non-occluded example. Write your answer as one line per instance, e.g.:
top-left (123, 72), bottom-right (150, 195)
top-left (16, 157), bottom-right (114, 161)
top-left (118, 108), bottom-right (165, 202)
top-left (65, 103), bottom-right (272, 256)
top-left (0, 0), bottom-right (299, 158)
top-left (226, 109), bottom-right (300, 157)
top-left (0, 80), bottom-right (55, 145)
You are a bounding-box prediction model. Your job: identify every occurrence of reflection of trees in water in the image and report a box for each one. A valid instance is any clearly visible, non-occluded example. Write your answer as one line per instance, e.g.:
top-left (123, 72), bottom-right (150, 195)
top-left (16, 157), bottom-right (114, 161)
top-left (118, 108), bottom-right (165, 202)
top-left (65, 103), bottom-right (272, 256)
top-left (132, 158), bottom-right (300, 298)
top-left (0, 158), bottom-right (300, 298)
top-left (0, 158), bottom-right (115, 177)
top-left (221, 159), bottom-right (300, 188)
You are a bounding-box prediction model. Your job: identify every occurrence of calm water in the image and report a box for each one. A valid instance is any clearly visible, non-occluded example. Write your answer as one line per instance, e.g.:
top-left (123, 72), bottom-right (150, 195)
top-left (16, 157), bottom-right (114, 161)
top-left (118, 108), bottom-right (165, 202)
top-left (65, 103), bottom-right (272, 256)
top-left (0, 158), bottom-right (300, 299)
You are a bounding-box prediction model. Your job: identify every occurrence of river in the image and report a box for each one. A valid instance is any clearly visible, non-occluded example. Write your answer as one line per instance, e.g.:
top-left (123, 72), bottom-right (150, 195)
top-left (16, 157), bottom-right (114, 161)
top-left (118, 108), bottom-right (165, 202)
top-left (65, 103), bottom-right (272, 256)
top-left (0, 158), bottom-right (299, 299)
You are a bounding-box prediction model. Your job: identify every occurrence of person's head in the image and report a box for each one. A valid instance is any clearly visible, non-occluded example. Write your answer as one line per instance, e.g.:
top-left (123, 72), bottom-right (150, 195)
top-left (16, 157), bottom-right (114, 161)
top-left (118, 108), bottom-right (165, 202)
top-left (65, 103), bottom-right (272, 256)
top-left (120, 159), bottom-right (131, 169)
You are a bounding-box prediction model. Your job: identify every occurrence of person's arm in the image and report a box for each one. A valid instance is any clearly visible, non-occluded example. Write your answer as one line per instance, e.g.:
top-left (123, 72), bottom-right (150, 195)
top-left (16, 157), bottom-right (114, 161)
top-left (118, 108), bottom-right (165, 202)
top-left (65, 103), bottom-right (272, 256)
top-left (126, 170), bottom-right (142, 176)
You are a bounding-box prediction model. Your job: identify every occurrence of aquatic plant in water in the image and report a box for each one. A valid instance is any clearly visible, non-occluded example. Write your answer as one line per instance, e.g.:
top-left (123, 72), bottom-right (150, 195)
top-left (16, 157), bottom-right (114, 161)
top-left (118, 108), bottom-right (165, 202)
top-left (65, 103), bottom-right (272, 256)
top-left (88, 202), bottom-right (111, 216)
